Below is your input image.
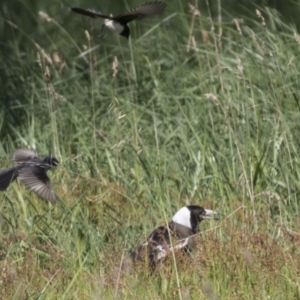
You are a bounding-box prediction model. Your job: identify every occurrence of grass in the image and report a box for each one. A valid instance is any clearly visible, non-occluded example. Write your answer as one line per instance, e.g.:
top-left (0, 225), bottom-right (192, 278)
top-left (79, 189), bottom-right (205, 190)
top-left (1, 1), bottom-right (300, 299)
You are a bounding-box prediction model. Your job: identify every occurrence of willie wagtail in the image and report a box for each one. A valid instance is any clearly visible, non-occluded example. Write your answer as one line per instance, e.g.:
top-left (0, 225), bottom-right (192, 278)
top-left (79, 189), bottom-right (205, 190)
top-left (130, 205), bottom-right (219, 268)
top-left (0, 149), bottom-right (59, 203)
top-left (71, 1), bottom-right (167, 39)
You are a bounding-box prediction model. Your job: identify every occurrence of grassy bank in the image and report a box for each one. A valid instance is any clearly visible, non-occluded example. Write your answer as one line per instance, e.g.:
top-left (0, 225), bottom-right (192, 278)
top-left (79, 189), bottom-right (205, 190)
top-left (1, 2), bottom-right (300, 299)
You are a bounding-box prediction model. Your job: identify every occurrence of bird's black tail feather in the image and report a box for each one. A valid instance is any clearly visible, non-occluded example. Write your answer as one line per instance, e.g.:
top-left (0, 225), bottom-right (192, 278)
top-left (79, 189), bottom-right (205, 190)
top-left (0, 167), bottom-right (18, 191)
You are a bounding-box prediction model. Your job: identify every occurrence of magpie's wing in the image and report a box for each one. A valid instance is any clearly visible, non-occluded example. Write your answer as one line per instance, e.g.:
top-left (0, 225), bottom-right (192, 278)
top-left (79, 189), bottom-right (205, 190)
top-left (12, 149), bottom-right (38, 164)
top-left (71, 8), bottom-right (113, 20)
top-left (0, 167), bottom-right (18, 191)
top-left (19, 168), bottom-right (56, 203)
top-left (115, 1), bottom-right (167, 23)
top-left (147, 224), bottom-right (171, 246)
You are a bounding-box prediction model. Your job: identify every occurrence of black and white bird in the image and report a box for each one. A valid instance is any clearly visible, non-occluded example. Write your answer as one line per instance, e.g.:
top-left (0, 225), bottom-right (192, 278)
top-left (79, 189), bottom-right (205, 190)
top-left (130, 205), bottom-right (219, 267)
top-left (0, 149), bottom-right (59, 203)
top-left (71, 1), bottom-right (167, 39)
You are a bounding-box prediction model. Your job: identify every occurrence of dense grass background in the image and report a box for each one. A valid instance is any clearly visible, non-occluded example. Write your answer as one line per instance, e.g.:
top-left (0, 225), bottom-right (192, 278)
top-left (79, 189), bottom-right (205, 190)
top-left (1, 1), bottom-right (300, 299)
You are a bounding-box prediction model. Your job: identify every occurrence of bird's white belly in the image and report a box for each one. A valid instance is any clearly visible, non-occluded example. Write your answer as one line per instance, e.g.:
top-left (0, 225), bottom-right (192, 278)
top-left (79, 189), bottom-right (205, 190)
top-left (104, 19), bottom-right (123, 33)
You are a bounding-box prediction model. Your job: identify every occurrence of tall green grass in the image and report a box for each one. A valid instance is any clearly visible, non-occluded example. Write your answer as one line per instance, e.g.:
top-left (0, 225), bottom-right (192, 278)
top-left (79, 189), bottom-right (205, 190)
top-left (1, 1), bottom-right (300, 299)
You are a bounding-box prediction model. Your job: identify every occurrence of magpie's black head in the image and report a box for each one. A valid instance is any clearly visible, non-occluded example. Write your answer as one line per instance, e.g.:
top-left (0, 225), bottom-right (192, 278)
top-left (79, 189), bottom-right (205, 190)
top-left (172, 205), bottom-right (219, 233)
top-left (187, 205), bottom-right (219, 220)
top-left (44, 156), bottom-right (60, 167)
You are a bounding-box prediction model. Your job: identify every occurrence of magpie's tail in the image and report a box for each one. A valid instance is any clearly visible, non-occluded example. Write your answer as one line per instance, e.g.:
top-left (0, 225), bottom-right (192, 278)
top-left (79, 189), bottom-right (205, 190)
top-left (0, 167), bottom-right (18, 191)
top-left (130, 245), bottom-right (157, 272)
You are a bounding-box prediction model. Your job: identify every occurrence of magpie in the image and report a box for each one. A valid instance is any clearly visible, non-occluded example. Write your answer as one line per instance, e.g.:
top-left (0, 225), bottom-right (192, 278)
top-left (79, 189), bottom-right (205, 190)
top-left (71, 1), bottom-right (167, 39)
top-left (0, 149), bottom-right (59, 203)
top-left (130, 205), bottom-right (220, 268)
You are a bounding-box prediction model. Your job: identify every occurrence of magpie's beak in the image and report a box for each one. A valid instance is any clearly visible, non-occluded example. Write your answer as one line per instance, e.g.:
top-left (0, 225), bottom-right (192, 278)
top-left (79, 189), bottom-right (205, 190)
top-left (203, 209), bottom-right (220, 220)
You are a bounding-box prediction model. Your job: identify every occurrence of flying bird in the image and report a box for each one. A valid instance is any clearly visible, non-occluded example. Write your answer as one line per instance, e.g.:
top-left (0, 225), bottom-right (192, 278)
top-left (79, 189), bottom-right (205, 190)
top-left (71, 1), bottom-right (167, 39)
top-left (130, 205), bottom-right (219, 268)
top-left (0, 149), bottom-right (59, 203)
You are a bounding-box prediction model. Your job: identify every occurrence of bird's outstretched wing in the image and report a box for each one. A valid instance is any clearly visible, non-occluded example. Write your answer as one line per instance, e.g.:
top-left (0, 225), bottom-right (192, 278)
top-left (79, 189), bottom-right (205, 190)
top-left (115, 1), bottom-right (167, 22)
top-left (19, 168), bottom-right (56, 203)
top-left (71, 8), bottom-right (112, 20)
top-left (12, 149), bottom-right (38, 164)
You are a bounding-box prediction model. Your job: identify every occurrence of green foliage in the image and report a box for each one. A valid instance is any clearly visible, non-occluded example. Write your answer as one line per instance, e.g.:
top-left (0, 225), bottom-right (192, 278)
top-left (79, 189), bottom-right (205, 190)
top-left (0, 1), bottom-right (300, 299)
